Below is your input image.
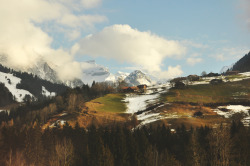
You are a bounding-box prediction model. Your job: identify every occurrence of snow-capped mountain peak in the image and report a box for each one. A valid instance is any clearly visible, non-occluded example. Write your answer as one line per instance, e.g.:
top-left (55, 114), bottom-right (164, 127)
top-left (125, 70), bottom-right (152, 86)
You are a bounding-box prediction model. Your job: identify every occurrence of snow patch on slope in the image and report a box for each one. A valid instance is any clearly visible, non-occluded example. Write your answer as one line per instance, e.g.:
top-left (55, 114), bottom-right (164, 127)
top-left (124, 93), bottom-right (159, 114)
top-left (214, 105), bottom-right (250, 126)
top-left (0, 71), bottom-right (34, 102)
top-left (42, 86), bottom-right (56, 97)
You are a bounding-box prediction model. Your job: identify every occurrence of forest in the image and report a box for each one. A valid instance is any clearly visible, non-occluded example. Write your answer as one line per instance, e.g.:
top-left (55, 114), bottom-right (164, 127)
top-left (232, 51), bottom-right (250, 72)
top-left (0, 120), bottom-right (249, 166)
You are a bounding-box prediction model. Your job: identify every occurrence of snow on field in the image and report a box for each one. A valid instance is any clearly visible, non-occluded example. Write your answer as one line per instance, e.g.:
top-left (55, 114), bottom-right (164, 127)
top-left (240, 72), bottom-right (250, 77)
top-left (190, 72), bottom-right (250, 85)
top-left (0, 71), bottom-right (34, 102)
top-left (214, 105), bottom-right (250, 126)
top-left (42, 86), bottom-right (56, 97)
top-left (124, 93), bottom-right (159, 114)
top-left (124, 84), bottom-right (169, 127)
top-left (137, 113), bottom-right (162, 127)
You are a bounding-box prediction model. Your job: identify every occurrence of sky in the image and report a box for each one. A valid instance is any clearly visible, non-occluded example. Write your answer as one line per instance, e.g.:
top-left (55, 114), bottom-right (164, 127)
top-left (1, 0), bottom-right (250, 81)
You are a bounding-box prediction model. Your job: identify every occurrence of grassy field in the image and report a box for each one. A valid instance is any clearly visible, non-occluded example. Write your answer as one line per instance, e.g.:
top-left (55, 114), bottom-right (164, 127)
top-left (86, 93), bottom-right (127, 113)
top-left (162, 79), bottom-right (250, 104)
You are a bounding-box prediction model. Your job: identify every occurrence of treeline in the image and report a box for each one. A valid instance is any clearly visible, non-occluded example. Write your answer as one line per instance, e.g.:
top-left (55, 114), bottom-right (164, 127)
top-left (0, 64), bottom-right (68, 100)
top-left (232, 51), bottom-right (250, 72)
top-left (0, 121), bottom-right (249, 166)
top-left (0, 82), bottom-right (116, 126)
top-left (0, 83), bottom-right (14, 107)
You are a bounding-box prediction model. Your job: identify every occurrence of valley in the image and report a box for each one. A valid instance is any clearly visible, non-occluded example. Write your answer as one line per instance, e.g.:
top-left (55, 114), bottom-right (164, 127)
top-left (44, 71), bottom-right (250, 130)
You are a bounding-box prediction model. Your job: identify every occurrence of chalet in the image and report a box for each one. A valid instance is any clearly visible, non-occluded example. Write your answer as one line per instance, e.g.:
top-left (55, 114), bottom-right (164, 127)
top-left (137, 84), bottom-right (147, 91)
top-left (206, 72), bottom-right (220, 77)
top-left (122, 86), bottom-right (139, 93)
top-left (187, 75), bottom-right (200, 81)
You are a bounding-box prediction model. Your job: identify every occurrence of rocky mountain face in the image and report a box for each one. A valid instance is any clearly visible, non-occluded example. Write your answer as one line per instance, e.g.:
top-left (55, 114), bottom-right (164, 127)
top-left (28, 60), bottom-right (84, 88)
top-left (80, 60), bottom-right (116, 85)
top-left (0, 53), bottom-right (153, 88)
top-left (115, 71), bottom-right (130, 82)
top-left (124, 70), bottom-right (152, 86)
top-left (79, 61), bottom-right (152, 86)
top-left (28, 61), bottom-right (58, 83)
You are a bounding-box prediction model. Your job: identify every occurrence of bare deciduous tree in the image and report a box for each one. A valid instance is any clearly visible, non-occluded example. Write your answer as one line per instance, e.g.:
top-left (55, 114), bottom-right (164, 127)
top-left (50, 138), bottom-right (74, 166)
top-left (6, 149), bottom-right (26, 166)
top-left (209, 126), bottom-right (231, 166)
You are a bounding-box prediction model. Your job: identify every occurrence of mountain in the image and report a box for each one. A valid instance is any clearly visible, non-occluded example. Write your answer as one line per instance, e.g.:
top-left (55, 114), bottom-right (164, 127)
top-left (0, 53), bottom-right (153, 88)
top-left (115, 71), bottom-right (130, 82)
top-left (0, 64), bottom-right (68, 102)
top-left (231, 52), bottom-right (250, 72)
top-left (124, 70), bottom-right (152, 86)
top-left (80, 60), bottom-right (116, 85)
top-left (28, 60), bottom-right (83, 88)
top-left (28, 60), bottom-right (58, 83)
top-left (0, 55), bottom-right (83, 88)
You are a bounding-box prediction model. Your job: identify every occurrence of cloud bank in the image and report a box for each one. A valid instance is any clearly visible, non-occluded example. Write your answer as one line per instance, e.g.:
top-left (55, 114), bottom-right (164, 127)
top-left (76, 24), bottom-right (186, 79)
top-left (0, 0), bottom-right (105, 81)
top-left (240, 0), bottom-right (250, 30)
top-left (211, 47), bottom-right (249, 61)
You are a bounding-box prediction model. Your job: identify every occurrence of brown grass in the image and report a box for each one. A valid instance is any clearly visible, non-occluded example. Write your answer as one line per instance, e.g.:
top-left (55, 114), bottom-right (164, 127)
top-left (153, 103), bottom-right (229, 129)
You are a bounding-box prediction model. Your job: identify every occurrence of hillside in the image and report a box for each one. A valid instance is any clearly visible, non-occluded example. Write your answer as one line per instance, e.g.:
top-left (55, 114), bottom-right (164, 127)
top-left (0, 83), bottom-right (14, 107)
top-left (0, 64), bottom-right (68, 102)
top-left (232, 51), bottom-right (250, 72)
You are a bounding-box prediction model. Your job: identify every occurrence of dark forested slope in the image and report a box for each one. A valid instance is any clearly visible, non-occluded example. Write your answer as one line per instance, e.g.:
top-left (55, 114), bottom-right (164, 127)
top-left (232, 51), bottom-right (250, 72)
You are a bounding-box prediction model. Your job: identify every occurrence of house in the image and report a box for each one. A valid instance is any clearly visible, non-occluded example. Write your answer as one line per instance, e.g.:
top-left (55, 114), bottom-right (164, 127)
top-left (206, 72), bottom-right (220, 77)
top-left (122, 86), bottom-right (139, 93)
top-left (137, 84), bottom-right (147, 92)
top-left (225, 71), bottom-right (239, 76)
top-left (187, 75), bottom-right (200, 81)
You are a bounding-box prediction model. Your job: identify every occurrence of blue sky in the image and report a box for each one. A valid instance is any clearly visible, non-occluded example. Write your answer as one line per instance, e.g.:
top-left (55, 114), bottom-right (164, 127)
top-left (74, 0), bottom-right (250, 76)
top-left (1, 0), bottom-right (250, 80)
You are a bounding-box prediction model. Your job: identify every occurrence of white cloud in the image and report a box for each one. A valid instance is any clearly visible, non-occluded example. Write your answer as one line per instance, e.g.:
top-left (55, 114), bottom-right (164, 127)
top-left (186, 57), bottom-right (203, 66)
top-left (211, 47), bottom-right (249, 61)
top-left (75, 24), bottom-right (186, 79)
top-left (81, 0), bottom-right (102, 8)
top-left (0, 0), bottom-right (106, 81)
top-left (182, 40), bottom-right (209, 49)
top-left (239, 0), bottom-right (250, 30)
top-left (154, 65), bottom-right (183, 79)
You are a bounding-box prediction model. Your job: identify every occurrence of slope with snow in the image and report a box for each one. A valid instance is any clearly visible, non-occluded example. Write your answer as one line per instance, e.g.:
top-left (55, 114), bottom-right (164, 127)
top-left (214, 105), bottom-right (250, 126)
top-left (124, 83), bottom-right (169, 127)
top-left (42, 86), bottom-right (56, 97)
top-left (0, 71), bottom-right (34, 102)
